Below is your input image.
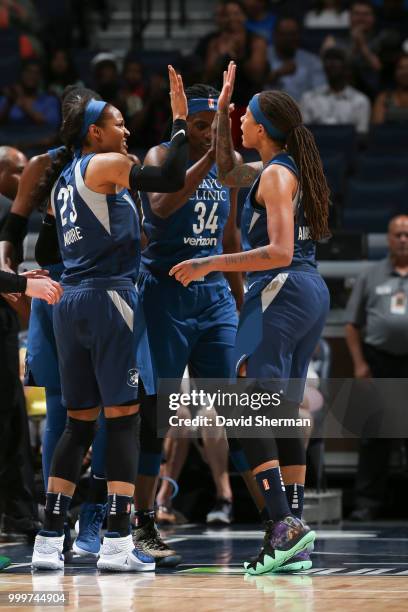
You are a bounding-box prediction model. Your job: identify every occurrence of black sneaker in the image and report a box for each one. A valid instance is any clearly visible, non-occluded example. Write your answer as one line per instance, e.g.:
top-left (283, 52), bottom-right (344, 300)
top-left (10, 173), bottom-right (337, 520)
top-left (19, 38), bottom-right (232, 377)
top-left (244, 517), bottom-right (315, 575)
top-left (206, 499), bottom-right (233, 525)
top-left (132, 519), bottom-right (182, 568)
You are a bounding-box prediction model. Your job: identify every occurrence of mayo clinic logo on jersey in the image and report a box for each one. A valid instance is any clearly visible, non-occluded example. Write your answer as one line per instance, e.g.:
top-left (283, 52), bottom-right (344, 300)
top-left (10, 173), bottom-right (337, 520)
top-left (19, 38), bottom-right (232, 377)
top-left (184, 177), bottom-right (228, 246)
top-left (127, 368), bottom-right (139, 387)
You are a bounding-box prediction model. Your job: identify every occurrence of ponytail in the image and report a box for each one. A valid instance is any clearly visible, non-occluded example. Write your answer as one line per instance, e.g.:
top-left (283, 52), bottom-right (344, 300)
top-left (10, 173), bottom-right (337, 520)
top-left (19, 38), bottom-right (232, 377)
top-left (286, 124), bottom-right (330, 241)
top-left (258, 90), bottom-right (330, 241)
top-left (33, 147), bottom-right (73, 212)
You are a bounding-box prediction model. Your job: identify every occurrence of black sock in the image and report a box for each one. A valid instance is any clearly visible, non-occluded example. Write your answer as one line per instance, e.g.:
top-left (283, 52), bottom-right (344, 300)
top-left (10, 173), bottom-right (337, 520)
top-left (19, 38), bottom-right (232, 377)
top-left (107, 494), bottom-right (132, 536)
top-left (255, 467), bottom-right (291, 522)
top-left (134, 509), bottom-right (155, 528)
top-left (88, 474), bottom-right (107, 505)
top-left (44, 493), bottom-right (72, 535)
top-left (285, 483), bottom-right (304, 519)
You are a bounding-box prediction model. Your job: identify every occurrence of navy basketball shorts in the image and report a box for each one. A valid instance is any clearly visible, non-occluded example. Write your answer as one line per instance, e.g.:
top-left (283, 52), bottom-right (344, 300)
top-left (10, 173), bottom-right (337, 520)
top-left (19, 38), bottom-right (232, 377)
top-left (25, 263), bottom-right (64, 388)
top-left (234, 271), bottom-right (330, 403)
top-left (53, 279), bottom-right (155, 409)
top-left (138, 271), bottom-right (238, 381)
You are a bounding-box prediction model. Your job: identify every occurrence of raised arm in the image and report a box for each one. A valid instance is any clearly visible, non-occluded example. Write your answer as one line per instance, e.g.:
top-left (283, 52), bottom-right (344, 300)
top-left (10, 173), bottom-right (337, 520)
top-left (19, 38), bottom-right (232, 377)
top-left (216, 61), bottom-right (262, 187)
top-left (142, 140), bottom-right (214, 219)
top-left (222, 185), bottom-right (244, 309)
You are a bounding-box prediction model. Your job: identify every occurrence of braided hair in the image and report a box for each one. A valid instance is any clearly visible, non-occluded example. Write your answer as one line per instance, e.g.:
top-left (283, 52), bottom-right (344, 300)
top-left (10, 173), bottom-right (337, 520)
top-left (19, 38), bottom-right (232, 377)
top-left (33, 87), bottom-right (107, 211)
top-left (258, 90), bottom-right (330, 241)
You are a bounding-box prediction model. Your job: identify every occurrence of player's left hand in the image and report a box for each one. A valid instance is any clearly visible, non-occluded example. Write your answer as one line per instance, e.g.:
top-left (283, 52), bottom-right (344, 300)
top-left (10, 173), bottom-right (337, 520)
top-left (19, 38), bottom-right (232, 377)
top-left (169, 257), bottom-right (214, 286)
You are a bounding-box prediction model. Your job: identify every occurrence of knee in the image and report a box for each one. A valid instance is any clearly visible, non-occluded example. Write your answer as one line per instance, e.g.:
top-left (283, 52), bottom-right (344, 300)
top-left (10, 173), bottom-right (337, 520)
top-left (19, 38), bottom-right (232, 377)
top-left (105, 411), bottom-right (140, 432)
top-left (65, 416), bottom-right (98, 449)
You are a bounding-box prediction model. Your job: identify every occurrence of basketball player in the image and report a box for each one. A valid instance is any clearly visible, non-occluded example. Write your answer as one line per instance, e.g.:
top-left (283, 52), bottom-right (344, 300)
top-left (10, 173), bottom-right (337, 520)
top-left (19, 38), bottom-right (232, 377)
top-left (133, 84), bottom-right (243, 565)
top-left (0, 88), bottom-right (112, 558)
top-left (171, 62), bottom-right (330, 574)
top-left (31, 65), bottom-right (189, 571)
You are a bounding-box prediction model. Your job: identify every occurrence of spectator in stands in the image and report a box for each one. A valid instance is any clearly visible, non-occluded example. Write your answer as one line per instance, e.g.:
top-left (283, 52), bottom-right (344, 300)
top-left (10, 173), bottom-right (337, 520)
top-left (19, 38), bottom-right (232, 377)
top-left (304, 0), bottom-right (350, 29)
top-left (127, 71), bottom-right (171, 151)
top-left (46, 49), bottom-right (83, 98)
top-left (243, 0), bottom-right (277, 44)
top-left (91, 52), bottom-right (123, 110)
top-left (345, 214), bottom-right (408, 520)
top-left (372, 52), bottom-right (408, 123)
top-left (0, 0), bottom-right (43, 58)
top-left (194, 1), bottom-right (228, 62)
top-left (265, 16), bottom-right (327, 101)
top-left (300, 47), bottom-right (371, 133)
top-left (323, 0), bottom-right (382, 99)
top-left (0, 59), bottom-right (60, 130)
top-left (118, 56), bottom-right (146, 126)
top-left (198, 0), bottom-right (268, 144)
top-left (376, 0), bottom-right (408, 36)
top-left (0, 145), bottom-right (40, 538)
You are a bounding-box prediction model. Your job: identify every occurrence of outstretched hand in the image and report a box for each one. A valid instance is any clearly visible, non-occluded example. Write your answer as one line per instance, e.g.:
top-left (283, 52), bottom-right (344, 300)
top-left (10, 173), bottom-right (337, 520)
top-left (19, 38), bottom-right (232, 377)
top-left (168, 65), bottom-right (188, 121)
top-left (22, 270), bottom-right (63, 304)
top-left (218, 61), bottom-right (236, 113)
top-left (169, 257), bottom-right (214, 287)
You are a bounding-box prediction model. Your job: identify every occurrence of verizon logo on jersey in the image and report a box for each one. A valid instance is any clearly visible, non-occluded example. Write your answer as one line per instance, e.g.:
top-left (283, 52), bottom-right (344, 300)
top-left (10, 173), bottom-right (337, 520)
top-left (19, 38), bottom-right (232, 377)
top-left (184, 236), bottom-right (217, 246)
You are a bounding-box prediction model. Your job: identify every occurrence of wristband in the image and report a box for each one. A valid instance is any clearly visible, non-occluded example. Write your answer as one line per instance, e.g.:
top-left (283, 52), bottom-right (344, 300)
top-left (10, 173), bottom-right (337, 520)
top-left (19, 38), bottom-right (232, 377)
top-left (0, 212), bottom-right (28, 246)
top-left (170, 119), bottom-right (187, 140)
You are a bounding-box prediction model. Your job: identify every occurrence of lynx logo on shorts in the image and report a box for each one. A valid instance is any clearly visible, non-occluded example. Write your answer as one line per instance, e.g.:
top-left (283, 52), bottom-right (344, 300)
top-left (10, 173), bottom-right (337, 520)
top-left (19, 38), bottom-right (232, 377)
top-left (127, 368), bottom-right (139, 387)
top-left (262, 479), bottom-right (270, 491)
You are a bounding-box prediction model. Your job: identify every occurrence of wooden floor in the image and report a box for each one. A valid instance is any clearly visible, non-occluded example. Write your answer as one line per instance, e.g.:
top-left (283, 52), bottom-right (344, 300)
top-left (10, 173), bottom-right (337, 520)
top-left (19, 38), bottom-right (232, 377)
top-left (2, 573), bottom-right (408, 611)
top-left (1, 524), bottom-right (408, 611)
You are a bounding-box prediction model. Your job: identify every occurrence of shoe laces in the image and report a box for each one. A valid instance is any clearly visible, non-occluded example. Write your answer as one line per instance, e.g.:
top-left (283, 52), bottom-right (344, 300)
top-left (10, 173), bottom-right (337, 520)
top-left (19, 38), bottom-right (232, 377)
top-left (138, 521), bottom-right (170, 551)
top-left (80, 507), bottom-right (105, 539)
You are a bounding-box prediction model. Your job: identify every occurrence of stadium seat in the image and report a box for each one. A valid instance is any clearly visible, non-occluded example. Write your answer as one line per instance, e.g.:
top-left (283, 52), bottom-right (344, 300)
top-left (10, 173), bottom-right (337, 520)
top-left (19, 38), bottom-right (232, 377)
top-left (355, 154), bottom-right (408, 182)
top-left (343, 208), bottom-right (397, 232)
top-left (308, 124), bottom-right (357, 163)
top-left (344, 178), bottom-right (407, 213)
top-left (321, 152), bottom-right (347, 202)
top-left (367, 125), bottom-right (408, 153)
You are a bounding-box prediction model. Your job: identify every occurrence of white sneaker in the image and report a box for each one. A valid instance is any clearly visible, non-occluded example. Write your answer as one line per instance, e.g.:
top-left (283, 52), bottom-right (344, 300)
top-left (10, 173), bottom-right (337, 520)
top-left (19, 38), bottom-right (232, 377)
top-left (32, 531), bottom-right (65, 570)
top-left (97, 533), bottom-right (156, 572)
top-left (206, 499), bottom-right (233, 525)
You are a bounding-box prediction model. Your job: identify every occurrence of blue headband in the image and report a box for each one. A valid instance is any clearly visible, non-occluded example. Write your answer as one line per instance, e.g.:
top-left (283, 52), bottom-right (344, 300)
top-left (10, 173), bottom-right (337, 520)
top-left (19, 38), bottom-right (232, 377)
top-left (80, 99), bottom-right (108, 139)
top-left (248, 94), bottom-right (286, 141)
top-left (187, 97), bottom-right (218, 115)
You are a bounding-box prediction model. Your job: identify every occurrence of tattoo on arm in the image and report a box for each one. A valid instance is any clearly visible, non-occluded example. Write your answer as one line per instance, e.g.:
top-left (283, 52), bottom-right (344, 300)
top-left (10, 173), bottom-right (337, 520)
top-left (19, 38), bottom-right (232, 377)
top-left (191, 257), bottom-right (216, 270)
top-left (224, 164), bottom-right (262, 187)
top-left (223, 247), bottom-right (271, 266)
top-left (216, 110), bottom-right (236, 183)
top-left (216, 112), bottom-right (262, 187)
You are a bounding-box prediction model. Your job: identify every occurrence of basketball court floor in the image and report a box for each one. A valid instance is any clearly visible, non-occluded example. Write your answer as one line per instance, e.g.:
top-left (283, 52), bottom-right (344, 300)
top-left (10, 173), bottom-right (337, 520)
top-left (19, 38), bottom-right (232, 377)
top-left (1, 523), bottom-right (408, 610)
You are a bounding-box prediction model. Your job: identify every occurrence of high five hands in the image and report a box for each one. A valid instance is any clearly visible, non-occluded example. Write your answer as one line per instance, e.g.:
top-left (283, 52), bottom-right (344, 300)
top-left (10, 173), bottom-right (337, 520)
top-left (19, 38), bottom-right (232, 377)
top-left (168, 65), bottom-right (188, 121)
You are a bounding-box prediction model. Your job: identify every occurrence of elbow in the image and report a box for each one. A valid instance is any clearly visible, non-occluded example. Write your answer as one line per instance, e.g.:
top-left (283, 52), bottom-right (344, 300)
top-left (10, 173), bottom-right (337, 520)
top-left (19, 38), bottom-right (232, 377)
top-left (167, 177), bottom-right (185, 192)
top-left (150, 204), bottom-right (167, 219)
top-left (279, 248), bottom-right (293, 267)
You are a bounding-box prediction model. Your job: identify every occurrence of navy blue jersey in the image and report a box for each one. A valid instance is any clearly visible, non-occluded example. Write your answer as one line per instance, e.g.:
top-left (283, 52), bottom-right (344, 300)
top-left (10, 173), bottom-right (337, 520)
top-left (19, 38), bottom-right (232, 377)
top-left (241, 152), bottom-right (316, 283)
top-left (51, 153), bottom-right (140, 284)
top-left (141, 144), bottom-right (231, 273)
